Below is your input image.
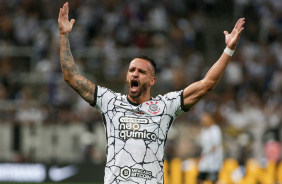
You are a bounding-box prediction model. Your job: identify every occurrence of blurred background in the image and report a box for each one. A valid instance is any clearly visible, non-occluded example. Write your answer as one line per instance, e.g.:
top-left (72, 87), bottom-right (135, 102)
top-left (0, 0), bottom-right (281, 183)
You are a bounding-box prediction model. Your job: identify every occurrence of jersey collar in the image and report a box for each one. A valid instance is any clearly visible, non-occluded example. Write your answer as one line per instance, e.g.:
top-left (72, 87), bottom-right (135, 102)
top-left (126, 95), bottom-right (152, 106)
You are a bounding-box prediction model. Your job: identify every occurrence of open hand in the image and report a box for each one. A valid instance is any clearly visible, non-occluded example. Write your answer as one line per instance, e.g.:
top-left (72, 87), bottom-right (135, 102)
top-left (58, 2), bottom-right (75, 36)
top-left (224, 18), bottom-right (245, 50)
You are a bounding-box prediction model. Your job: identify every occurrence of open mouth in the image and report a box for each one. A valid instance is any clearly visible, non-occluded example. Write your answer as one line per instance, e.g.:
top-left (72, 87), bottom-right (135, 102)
top-left (130, 79), bottom-right (139, 92)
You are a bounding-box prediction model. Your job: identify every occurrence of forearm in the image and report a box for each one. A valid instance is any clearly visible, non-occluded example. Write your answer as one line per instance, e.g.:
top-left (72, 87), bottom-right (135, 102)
top-left (202, 18), bottom-right (245, 88)
top-left (202, 51), bottom-right (232, 89)
top-left (60, 35), bottom-right (78, 81)
top-left (59, 35), bottom-right (95, 104)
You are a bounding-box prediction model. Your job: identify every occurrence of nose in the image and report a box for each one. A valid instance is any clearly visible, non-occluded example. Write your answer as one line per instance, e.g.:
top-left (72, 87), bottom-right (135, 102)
top-left (132, 70), bottom-right (138, 77)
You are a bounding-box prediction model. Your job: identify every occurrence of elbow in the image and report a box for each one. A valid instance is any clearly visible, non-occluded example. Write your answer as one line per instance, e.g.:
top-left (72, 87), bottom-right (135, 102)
top-left (201, 79), bottom-right (217, 92)
top-left (63, 77), bottom-right (70, 83)
top-left (62, 74), bottom-right (73, 84)
top-left (62, 73), bottom-right (78, 87)
top-left (62, 71), bottom-right (75, 83)
top-left (62, 75), bottom-right (70, 83)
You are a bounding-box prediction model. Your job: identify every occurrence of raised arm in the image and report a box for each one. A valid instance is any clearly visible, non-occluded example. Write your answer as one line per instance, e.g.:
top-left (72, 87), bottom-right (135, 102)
top-left (183, 18), bottom-right (245, 109)
top-left (58, 2), bottom-right (95, 105)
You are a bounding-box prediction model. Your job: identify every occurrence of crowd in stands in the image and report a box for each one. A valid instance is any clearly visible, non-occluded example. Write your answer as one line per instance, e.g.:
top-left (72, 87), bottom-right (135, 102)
top-left (0, 0), bottom-right (281, 164)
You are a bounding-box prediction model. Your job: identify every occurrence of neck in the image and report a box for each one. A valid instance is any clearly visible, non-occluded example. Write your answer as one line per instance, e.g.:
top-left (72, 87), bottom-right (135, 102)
top-left (206, 124), bottom-right (213, 128)
top-left (128, 93), bottom-right (151, 105)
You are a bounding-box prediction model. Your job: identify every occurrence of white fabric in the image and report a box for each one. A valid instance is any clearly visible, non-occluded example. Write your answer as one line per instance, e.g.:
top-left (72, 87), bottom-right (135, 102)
top-left (224, 47), bottom-right (235, 56)
top-left (94, 85), bottom-right (186, 184)
top-left (198, 124), bottom-right (223, 172)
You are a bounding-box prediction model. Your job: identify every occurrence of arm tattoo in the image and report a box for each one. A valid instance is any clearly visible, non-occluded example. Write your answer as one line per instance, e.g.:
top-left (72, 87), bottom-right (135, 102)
top-left (60, 35), bottom-right (77, 77)
top-left (60, 35), bottom-right (95, 104)
top-left (73, 75), bottom-right (95, 104)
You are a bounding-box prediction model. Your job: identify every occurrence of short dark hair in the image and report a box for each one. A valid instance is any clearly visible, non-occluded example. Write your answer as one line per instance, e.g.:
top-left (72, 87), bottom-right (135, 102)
top-left (135, 55), bottom-right (157, 75)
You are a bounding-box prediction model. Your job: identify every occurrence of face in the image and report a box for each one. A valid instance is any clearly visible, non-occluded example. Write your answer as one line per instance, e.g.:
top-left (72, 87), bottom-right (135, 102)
top-left (201, 113), bottom-right (214, 127)
top-left (126, 58), bottom-right (156, 99)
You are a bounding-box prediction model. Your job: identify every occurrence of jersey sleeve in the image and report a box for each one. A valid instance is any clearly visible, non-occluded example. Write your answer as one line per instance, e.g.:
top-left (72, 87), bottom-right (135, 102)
top-left (90, 85), bottom-right (117, 113)
top-left (163, 90), bottom-right (189, 118)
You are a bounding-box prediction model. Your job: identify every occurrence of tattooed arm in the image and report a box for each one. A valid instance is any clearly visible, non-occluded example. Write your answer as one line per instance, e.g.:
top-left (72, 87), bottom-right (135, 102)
top-left (58, 2), bottom-right (95, 104)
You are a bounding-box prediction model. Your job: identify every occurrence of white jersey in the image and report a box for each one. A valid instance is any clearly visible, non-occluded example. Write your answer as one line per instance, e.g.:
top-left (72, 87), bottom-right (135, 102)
top-left (198, 124), bottom-right (223, 172)
top-left (91, 85), bottom-right (188, 184)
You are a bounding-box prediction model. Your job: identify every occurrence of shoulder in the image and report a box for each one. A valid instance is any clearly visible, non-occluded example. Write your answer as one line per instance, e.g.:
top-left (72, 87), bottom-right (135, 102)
top-left (155, 90), bottom-right (184, 101)
top-left (210, 124), bottom-right (221, 133)
top-left (94, 85), bottom-right (125, 108)
top-left (97, 85), bottom-right (123, 97)
top-left (156, 90), bottom-right (189, 111)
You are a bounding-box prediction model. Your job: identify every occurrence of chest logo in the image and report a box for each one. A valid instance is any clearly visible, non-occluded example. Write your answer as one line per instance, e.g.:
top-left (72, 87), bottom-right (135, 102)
top-left (146, 101), bottom-right (160, 115)
top-left (118, 117), bottom-right (156, 142)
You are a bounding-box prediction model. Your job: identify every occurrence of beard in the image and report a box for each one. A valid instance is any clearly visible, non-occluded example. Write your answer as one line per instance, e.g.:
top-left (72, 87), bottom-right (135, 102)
top-left (127, 79), bottom-right (150, 99)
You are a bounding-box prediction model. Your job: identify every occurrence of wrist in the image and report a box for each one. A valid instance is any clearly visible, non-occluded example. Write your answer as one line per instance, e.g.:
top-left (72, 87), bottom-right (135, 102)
top-left (224, 46), bottom-right (235, 56)
top-left (59, 33), bottom-right (69, 37)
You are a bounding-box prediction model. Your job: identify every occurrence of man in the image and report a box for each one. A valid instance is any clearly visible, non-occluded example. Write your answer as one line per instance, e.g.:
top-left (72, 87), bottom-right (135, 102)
top-left (58, 2), bottom-right (245, 183)
top-left (197, 113), bottom-right (223, 184)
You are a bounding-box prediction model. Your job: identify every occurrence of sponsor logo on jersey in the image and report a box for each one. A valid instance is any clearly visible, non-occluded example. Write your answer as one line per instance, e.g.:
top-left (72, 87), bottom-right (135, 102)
top-left (146, 101), bottom-right (160, 115)
top-left (120, 167), bottom-right (152, 180)
top-left (119, 117), bottom-right (157, 141)
top-left (119, 117), bottom-right (148, 124)
top-left (120, 167), bottom-right (131, 179)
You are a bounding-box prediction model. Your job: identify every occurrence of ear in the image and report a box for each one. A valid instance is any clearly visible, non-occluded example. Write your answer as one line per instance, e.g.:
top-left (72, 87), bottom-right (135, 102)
top-left (150, 77), bottom-right (156, 86)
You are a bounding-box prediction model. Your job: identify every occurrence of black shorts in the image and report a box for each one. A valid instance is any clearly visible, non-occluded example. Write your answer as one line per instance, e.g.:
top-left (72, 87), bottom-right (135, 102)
top-left (197, 171), bottom-right (219, 182)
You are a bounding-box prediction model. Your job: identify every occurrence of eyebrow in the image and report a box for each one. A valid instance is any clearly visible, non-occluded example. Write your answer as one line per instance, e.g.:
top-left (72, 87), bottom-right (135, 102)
top-left (139, 68), bottom-right (146, 73)
top-left (129, 67), bottom-right (147, 73)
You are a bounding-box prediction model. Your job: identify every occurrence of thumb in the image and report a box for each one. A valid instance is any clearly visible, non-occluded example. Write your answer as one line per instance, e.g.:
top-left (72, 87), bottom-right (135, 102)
top-left (70, 19), bottom-right (75, 25)
top-left (223, 31), bottom-right (228, 36)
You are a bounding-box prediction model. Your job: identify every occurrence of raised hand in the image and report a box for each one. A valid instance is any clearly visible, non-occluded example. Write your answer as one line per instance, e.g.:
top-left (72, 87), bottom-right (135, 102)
top-left (224, 18), bottom-right (245, 50)
top-left (58, 2), bottom-right (75, 36)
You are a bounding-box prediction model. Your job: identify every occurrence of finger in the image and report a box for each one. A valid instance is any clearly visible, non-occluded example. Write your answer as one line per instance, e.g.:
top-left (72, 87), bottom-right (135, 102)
top-left (61, 4), bottom-right (65, 17)
top-left (238, 20), bottom-right (245, 29)
top-left (63, 3), bottom-right (69, 20)
top-left (238, 28), bottom-right (244, 35)
top-left (239, 18), bottom-right (245, 27)
top-left (235, 18), bottom-right (244, 29)
top-left (70, 19), bottom-right (75, 25)
top-left (66, 3), bottom-right (69, 20)
top-left (62, 3), bottom-right (67, 16)
top-left (223, 31), bottom-right (229, 36)
top-left (234, 19), bottom-right (241, 29)
top-left (63, 2), bottom-right (69, 20)
top-left (58, 8), bottom-right (62, 20)
top-left (234, 27), bottom-right (244, 39)
top-left (66, 2), bottom-right (69, 16)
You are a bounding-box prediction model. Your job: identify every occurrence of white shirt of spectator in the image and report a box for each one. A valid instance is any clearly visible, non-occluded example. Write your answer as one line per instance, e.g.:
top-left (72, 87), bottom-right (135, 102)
top-left (198, 124), bottom-right (223, 172)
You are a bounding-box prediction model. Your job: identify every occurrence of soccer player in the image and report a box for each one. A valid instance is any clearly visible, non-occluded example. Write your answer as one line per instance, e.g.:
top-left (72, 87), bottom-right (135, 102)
top-left (197, 113), bottom-right (223, 184)
top-left (58, 2), bottom-right (245, 184)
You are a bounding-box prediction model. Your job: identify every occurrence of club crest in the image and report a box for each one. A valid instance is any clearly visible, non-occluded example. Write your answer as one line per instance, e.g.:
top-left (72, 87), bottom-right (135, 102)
top-left (146, 101), bottom-right (160, 115)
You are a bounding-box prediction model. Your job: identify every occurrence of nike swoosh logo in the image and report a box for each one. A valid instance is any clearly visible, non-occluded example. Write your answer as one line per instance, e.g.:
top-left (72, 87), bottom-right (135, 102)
top-left (120, 102), bottom-right (128, 106)
top-left (49, 165), bottom-right (78, 182)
